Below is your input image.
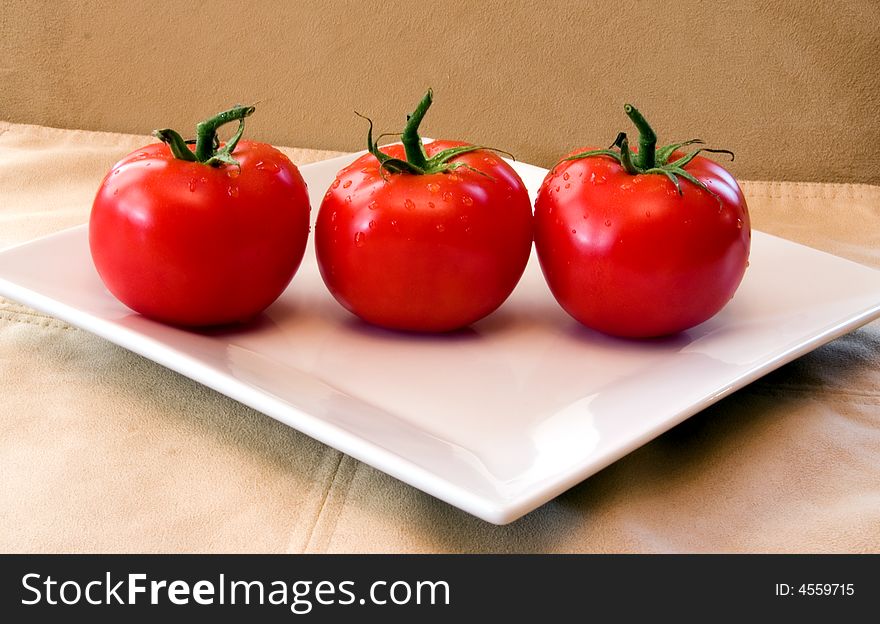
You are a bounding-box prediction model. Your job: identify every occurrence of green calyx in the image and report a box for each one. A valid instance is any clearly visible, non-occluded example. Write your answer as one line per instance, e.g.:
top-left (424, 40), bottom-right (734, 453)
top-left (359, 89), bottom-right (490, 177)
top-left (152, 105), bottom-right (256, 168)
top-left (565, 104), bottom-right (734, 196)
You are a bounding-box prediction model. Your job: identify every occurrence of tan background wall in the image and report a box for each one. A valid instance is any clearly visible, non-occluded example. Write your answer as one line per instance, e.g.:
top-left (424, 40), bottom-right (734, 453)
top-left (2, 0), bottom-right (878, 183)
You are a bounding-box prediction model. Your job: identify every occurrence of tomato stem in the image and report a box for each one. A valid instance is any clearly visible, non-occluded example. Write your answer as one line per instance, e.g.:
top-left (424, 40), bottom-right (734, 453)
top-left (153, 105), bottom-right (255, 168)
top-left (617, 135), bottom-right (639, 175)
top-left (358, 89), bottom-right (490, 177)
top-left (400, 90), bottom-right (431, 170)
top-left (562, 104), bottom-right (734, 199)
top-left (153, 129), bottom-right (197, 162)
top-left (624, 104), bottom-right (656, 170)
top-left (195, 105), bottom-right (255, 162)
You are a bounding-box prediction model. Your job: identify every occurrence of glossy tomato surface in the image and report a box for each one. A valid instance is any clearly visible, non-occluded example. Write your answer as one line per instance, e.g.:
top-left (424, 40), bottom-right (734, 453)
top-left (89, 140), bottom-right (310, 326)
top-left (534, 150), bottom-right (750, 337)
top-left (315, 141), bottom-right (533, 332)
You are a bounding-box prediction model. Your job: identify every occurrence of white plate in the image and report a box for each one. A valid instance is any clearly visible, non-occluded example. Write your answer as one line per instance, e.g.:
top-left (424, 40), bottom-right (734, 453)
top-left (2, 153), bottom-right (880, 524)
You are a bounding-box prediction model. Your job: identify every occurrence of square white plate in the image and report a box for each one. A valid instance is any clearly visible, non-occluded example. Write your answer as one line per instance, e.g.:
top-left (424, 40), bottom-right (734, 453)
top-left (2, 152), bottom-right (880, 524)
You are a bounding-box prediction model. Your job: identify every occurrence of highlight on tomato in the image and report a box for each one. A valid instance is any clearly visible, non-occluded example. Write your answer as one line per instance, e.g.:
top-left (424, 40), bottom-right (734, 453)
top-left (89, 105), bottom-right (311, 327)
top-left (315, 89), bottom-right (533, 332)
top-left (534, 104), bottom-right (751, 338)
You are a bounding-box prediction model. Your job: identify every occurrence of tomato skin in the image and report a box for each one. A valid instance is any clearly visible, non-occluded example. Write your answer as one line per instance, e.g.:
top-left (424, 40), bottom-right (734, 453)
top-left (315, 141), bottom-right (533, 332)
top-left (89, 140), bottom-right (310, 326)
top-left (534, 149), bottom-right (750, 337)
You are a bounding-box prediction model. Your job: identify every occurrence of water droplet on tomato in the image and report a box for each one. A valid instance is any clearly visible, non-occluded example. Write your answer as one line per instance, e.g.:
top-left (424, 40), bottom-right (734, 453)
top-left (448, 174), bottom-right (460, 182)
top-left (563, 172), bottom-right (570, 181)
top-left (144, 162), bottom-right (151, 167)
top-left (465, 227), bottom-right (472, 234)
top-left (360, 167), bottom-right (371, 174)
top-left (736, 218), bottom-right (744, 229)
top-left (404, 198), bottom-right (415, 210)
top-left (227, 186), bottom-right (239, 198)
top-left (604, 219), bottom-right (612, 227)
top-left (462, 196), bottom-right (473, 206)
top-left (390, 219), bottom-right (399, 231)
top-left (368, 220), bottom-right (377, 230)
top-left (342, 180), bottom-right (352, 189)
top-left (227, 168), bottom-right (239, 179)
top-left (571, 229), bottom-right (576, 234)
top-left (113, 189), bottom-right (118, 196)
top-left (189, 179), bottom-right (197, 192)
top-left (645, 210), bottom-right (651, 218)
top-left (331, 211), bottom-right (337, 223)
top-left (442, 191), bottom-right (453, 202)
top-left (427, 183), bottom-right (440, 193)
top-left (554, 186), bottom-right (560, 192)
top-left (332, 179), bottom-right (341, 189)
top-left (113, 170), bottom-right (120, 175)
top-left (460, 214), bottom-right (469, 223)
top-left (256, 160), bottom-right (280, 173)
top-left (428, 201), bottom-right (436, 209)
top-left (436, 224), bottom-right (446, 233)
top-left (368, 201), bottom-right (378, 210)
top-left (564, 183), bottom-right (570, 189)
top-left (345, 195), bottom-right (352, 204)
top-left (354, 232), bottom-right (365, 247)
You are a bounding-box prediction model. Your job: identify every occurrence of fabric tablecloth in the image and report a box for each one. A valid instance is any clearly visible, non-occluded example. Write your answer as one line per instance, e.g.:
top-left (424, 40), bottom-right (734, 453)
top-left (1, 121), bottom-right (878, 553)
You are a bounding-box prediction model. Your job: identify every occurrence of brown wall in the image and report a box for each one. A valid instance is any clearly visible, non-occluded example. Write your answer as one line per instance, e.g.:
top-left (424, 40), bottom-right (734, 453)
top-left (3, 0), bottom-right (878, 183)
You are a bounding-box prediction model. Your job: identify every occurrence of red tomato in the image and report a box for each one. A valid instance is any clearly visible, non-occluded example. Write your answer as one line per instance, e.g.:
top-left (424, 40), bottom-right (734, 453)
top-left (315, 91), bottom-right (532, 332)
top-left (89, 106), bottom-right (310, 326)
top-left (534, 105), bottom-right (750, 338)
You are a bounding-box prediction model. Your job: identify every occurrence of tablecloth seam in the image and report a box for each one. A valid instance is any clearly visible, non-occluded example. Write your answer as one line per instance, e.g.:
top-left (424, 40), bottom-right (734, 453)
top-left (303, 456), bottom-right (358, 554)
top-left (295, 452), bottom-right (345, 554)
top-left (0, 313), bottom-right (76, 331)
top-left (747, 194), bottom-right (880, 201)
top-left (0, 301), bottom-right (72, 325)
top-left (751, 385), bottom-right (880, 402)
top-left (743, 180), bottom-right (880, 193)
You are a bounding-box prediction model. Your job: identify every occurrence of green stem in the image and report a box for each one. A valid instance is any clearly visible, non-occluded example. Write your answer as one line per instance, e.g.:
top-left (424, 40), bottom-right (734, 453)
top-left (624, 104), bottom-right (656, 170)
top-left (358, 89), bottom-right (487, 176)
top-left (194, 105), bottom-right (255, 162)
top-left (618, 136), bottom-right (638, 174)
top-left (556, 104), bottom-right (732, 200)
top-left (400, 90), bottom-right (432, 170)
top-left (152, 129), bottom-right (197, 161)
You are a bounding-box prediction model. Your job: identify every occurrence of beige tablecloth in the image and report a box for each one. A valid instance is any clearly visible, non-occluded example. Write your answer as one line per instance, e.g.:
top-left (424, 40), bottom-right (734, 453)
top-left (1, 121), bottom-right (878, 553)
